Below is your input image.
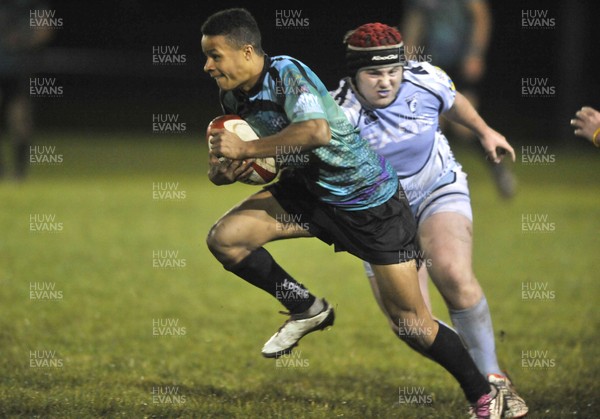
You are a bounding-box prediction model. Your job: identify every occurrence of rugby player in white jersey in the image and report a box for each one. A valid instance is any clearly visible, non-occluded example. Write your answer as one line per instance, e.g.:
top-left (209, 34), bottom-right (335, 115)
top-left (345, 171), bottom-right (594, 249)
top-left (332, 23), bottom-right (527, 418)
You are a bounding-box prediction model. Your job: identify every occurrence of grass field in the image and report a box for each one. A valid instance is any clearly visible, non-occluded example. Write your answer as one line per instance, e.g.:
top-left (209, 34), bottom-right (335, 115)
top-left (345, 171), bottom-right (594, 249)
top-left (1, 132), bottom-right (599, 418)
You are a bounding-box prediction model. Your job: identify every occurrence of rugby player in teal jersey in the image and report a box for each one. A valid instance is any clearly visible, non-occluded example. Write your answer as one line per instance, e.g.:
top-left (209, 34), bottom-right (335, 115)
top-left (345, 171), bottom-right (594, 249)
top-left (201, 8), bottom-right (503, 417)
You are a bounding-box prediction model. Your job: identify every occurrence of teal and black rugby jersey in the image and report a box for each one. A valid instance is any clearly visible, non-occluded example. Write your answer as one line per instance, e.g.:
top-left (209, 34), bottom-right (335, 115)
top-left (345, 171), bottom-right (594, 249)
top-left (220, 55), bottom-right (398, 211)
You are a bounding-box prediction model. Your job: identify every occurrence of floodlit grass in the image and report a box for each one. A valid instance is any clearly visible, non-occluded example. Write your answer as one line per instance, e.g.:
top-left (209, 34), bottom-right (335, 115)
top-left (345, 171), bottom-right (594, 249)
top-left (0, 133), bottom-right (598, 418)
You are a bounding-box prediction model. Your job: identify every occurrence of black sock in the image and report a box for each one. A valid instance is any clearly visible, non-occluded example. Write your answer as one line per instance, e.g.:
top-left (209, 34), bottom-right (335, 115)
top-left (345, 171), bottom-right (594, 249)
top-left (225, 247), bottom-right (316, 314)
top-left (426, 321), bottom-right (491, 403)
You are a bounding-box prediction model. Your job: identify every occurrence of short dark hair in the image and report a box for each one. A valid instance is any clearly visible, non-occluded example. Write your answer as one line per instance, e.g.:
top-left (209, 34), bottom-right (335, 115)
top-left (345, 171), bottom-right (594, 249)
top-left (201, 8), bottom-right (263, 54)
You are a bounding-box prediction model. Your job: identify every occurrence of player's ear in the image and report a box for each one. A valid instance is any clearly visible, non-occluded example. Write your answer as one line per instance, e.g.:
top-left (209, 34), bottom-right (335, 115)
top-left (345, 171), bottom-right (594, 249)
top-left (242, 44), bottom-right (254, 60)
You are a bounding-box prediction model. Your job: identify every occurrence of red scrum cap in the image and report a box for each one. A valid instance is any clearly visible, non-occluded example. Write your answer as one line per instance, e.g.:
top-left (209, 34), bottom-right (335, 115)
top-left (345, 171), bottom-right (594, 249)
top-left (344, 23), bottom-right (406, 76)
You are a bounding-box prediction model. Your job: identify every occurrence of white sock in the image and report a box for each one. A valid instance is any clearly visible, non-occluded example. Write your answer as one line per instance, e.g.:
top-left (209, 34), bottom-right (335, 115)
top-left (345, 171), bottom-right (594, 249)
top-left (449, 296), bottom-right (502, 376)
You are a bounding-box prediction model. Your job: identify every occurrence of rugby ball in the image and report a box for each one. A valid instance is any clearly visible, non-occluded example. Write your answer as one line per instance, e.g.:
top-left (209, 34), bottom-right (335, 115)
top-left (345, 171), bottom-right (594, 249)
top-left (206, 115), bottom-right (279, 185)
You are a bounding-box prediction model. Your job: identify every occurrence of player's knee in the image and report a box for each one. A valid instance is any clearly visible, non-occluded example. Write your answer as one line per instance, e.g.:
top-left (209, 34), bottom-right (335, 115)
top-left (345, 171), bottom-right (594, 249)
top-left (206, 221), bottom-right (236, 262)
top-left (434, 260), bottom-right (472, 289)
top-left (433, 263), bottom-right (482, 308)
top-left (205, 223), bottom-right (220, 254)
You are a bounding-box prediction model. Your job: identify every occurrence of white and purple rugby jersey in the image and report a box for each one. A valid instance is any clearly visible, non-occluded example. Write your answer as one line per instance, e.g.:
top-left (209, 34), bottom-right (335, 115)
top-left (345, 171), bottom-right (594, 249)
top-left (331, 61), bottom-right (456, 178)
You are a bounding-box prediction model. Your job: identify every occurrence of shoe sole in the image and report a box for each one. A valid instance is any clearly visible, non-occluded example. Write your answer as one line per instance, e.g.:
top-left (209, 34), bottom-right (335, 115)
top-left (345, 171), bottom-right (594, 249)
top-left (262, 307), bottom-right (335, 359)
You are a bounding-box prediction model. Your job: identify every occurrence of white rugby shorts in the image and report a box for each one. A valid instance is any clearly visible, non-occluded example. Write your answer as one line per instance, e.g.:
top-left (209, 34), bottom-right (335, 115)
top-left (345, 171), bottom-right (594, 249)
top-left (363, 131), bottom-right (472, 276)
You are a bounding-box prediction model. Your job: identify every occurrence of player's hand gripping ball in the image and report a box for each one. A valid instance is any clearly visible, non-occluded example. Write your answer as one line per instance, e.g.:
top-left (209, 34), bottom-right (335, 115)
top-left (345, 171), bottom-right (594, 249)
top-left (206, 115), bottom-right (279, 185)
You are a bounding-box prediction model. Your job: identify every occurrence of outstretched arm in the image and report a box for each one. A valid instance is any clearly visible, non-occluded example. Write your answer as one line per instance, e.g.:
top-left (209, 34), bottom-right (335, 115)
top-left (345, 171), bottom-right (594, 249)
top-left (443, 92), bottom-right (515, 163)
